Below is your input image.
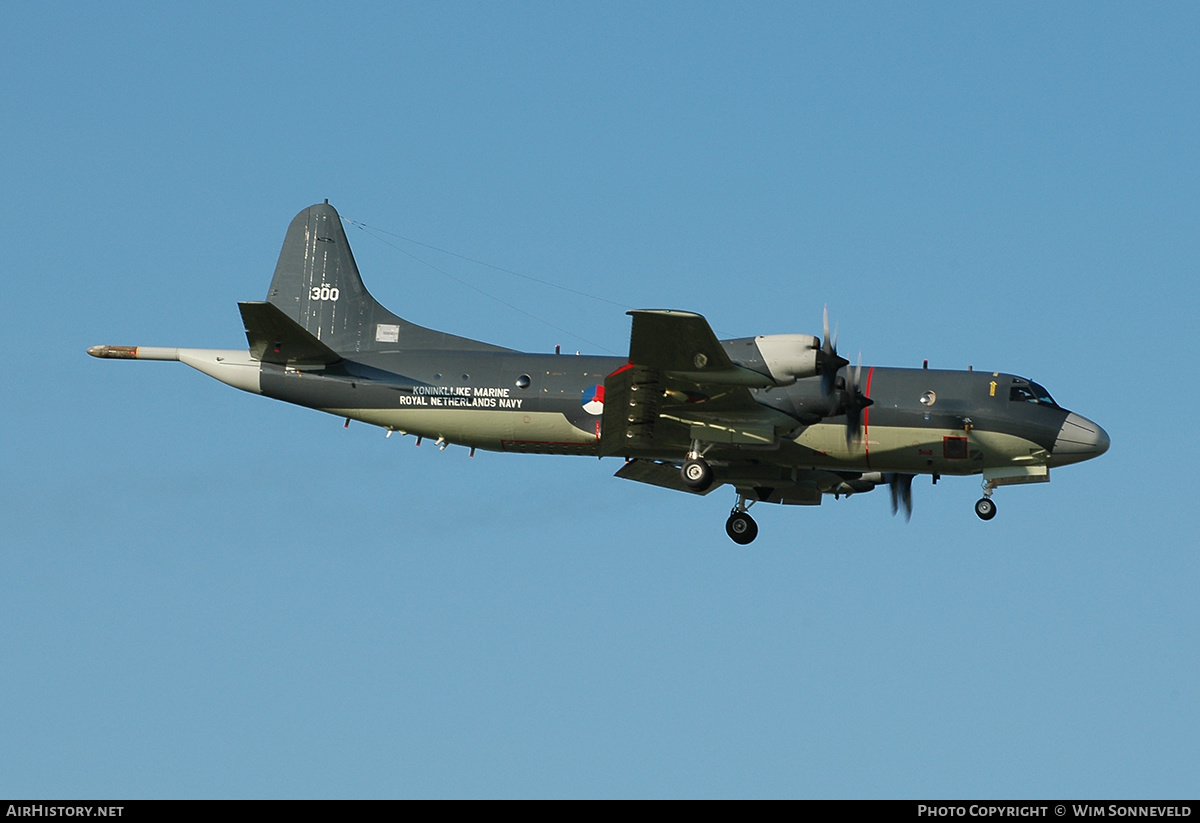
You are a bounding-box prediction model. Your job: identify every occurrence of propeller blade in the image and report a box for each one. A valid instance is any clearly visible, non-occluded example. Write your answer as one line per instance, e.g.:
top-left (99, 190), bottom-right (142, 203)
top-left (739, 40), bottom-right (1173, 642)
top-left (844, 352), bottom-right (870, 447)
top-left (819, 307), bottom-right (849, 396)
top-left (887, 473), bottom-right (915, 520)
top-left (845, 406), bottom-right (862, 447)
top-left (821, 366), bottom-right (837, 397)
top-left (822, 305), bottom-right (831, 355)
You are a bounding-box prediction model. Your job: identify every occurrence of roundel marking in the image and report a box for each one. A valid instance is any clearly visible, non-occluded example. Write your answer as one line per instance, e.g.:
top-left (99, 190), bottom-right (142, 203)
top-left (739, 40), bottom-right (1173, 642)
top-left (582, 384), bottom-right (605, 415)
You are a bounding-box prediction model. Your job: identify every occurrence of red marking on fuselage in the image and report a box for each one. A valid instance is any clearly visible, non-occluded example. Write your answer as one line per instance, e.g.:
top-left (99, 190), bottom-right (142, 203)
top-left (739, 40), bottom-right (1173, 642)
top-left (607, 362), bottom-right (635, 378)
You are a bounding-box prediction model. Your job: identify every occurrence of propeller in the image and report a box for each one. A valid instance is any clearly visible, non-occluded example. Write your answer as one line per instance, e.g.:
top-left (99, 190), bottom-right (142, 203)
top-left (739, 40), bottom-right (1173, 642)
top-left (816, 307), bottom-right (871, 444)
top-left (840, 352), bottom-right (873, 447)
top-left (888, 472), bottom-right (915, 521)
top-left (819, 306), bottom-right (850, 397)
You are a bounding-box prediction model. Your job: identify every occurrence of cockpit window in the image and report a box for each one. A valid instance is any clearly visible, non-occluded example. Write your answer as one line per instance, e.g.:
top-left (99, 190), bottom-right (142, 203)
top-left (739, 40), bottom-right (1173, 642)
top-left (1029, 382), bottom-right (1057, 406)
top-left (1010, 379), bottom-right (1058, 408)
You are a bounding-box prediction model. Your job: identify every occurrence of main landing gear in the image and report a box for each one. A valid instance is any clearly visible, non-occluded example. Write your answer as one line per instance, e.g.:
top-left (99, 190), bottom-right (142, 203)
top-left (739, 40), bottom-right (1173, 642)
top-left (682, 457), bottom-right (713, 491)
top-left (676, 442), bottom-right (758, 544)
top-left (975, 478), bottom-right (997, 521)
top-left (725, 494), bottom-right (758, 545)
top-left (680, 440), bottom-right (714, 492)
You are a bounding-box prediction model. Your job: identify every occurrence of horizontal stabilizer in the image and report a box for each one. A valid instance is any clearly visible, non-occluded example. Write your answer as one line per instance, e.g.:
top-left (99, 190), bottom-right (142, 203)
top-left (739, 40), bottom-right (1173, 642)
top-left (238, 301), bottom-right (342, 366)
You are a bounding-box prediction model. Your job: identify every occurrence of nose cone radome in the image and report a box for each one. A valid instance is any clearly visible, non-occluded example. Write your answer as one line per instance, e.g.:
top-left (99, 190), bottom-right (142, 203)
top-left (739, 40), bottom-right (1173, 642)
top-left (1053, 413), bottom-right (1110, 464)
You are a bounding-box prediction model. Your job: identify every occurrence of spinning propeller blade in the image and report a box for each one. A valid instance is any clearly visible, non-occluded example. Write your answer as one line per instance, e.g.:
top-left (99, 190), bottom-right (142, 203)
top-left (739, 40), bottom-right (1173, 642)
top-left (819, 305), bottom-right (849, 396)
top-left (843, 352), bottom-right (873, 447)
top-left (888, 473), bottom-right (914, 521)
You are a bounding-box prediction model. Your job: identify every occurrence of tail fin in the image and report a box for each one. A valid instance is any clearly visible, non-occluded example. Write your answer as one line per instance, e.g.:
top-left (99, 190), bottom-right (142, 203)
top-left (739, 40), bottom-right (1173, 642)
top-left (265, 202), bottom-right (509, 354)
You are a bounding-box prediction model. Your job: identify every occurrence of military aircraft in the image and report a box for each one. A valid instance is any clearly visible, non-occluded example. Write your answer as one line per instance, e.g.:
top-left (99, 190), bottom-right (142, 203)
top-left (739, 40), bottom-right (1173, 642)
top-left (89, 202), bottom-right (1109, 544)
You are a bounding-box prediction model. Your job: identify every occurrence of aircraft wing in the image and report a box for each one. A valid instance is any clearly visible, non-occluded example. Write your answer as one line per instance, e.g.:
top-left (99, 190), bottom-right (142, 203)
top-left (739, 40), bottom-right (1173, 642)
top-left (600, 310), bottom-right (799, 457)
top-left (622, 310), bottom-right (764, 383)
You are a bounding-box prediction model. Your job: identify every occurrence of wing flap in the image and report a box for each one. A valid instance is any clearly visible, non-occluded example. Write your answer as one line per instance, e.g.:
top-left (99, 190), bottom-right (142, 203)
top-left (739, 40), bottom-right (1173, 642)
top-left (600, 364), bottom-right (681, 456)
top-left (661, 409), bottom-right (800, 445)
top-left (614, 459), bottom-right (721, 495)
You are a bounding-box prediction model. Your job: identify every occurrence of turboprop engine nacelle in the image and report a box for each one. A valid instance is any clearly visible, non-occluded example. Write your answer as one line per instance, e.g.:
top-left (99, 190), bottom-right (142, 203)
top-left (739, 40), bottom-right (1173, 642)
top-left (754, 334), bottom-right (821, 385)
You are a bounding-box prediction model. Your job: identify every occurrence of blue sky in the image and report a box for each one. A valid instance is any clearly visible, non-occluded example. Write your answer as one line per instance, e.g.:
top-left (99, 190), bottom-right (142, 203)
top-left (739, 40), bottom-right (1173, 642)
top-left (2, 2), bottom-right (1198, 798)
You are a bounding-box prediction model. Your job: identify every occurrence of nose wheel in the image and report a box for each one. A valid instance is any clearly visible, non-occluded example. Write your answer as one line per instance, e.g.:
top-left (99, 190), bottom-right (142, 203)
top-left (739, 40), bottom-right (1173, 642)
top-left (725, 493), bottom-right (758, 544)
top-left (974, 497), bottom-right (997, 520)
top-left (975, 479), bottom-right (998, 520)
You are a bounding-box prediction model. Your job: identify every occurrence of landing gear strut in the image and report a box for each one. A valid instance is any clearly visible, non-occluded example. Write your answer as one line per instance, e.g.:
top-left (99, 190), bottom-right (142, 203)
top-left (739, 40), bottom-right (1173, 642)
top-left (725, 493), bottom-right (758, 544)
top-left (975, 479), bottom-right (997, 521)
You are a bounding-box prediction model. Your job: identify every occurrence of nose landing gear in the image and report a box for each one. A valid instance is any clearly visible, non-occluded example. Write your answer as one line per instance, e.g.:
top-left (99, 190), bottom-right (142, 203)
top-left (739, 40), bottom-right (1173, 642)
top-left (974, 497), bottom-right (997, 520)
top-left (975, 479), bottom-right (997, 520)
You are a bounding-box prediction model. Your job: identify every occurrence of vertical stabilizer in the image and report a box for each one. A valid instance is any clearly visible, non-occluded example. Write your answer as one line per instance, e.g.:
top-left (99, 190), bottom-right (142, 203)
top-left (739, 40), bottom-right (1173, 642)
top-left (266, 202), bottom-right (509, 354)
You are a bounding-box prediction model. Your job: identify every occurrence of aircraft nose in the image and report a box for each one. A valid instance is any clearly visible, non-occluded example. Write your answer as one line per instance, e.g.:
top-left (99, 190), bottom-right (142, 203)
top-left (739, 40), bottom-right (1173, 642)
top-left (1053, 413), bottom-right (1110, 462)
